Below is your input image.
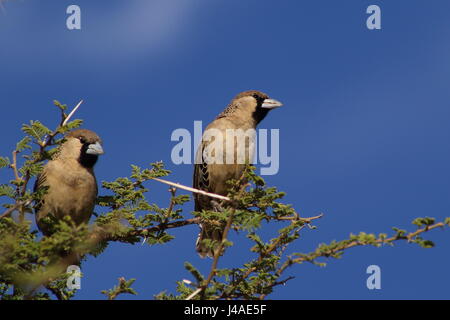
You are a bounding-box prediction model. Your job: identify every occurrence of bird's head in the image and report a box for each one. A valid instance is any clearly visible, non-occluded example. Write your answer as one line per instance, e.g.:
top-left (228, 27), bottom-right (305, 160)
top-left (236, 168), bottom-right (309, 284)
top-left (227, 90), bottom-right (283, 125)
top-left (60, 129), bottom-right (104, 168)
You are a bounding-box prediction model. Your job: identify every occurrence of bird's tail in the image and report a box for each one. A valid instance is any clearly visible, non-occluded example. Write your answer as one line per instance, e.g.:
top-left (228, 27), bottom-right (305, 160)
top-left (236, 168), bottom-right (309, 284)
top-left (196, 223), bottom-right (223, 258)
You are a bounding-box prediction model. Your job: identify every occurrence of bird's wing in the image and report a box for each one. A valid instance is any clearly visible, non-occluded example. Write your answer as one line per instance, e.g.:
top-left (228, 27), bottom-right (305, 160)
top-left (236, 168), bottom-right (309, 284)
top-left (193, 140), bottom-right (211, 211)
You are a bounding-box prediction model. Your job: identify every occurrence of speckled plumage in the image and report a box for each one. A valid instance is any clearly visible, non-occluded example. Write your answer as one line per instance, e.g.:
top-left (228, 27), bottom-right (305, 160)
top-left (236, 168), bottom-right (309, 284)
top-left (193, 90), bottom-right (281, 258)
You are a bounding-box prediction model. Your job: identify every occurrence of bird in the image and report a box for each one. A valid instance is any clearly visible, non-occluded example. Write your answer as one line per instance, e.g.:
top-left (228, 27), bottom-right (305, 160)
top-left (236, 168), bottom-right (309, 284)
top-left (193, 90), bottom-right (283, 258)
top-left (34, 129), bottom-right (104, 236)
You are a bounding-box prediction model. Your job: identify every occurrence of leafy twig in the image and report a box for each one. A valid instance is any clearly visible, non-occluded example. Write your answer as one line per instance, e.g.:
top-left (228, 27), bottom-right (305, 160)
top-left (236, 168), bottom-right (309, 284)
top-left (101, 277), bottom-right (137, 300)
top-left (276, 220), bottom-right (449, 276)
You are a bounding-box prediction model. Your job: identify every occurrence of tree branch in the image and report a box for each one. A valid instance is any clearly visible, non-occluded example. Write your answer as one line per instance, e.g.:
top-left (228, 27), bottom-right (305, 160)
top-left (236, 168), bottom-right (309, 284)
top-left (137, 217), bottom-right (201, 235)
top-left (0, 200), bottom-right (32, 219)
top-left (277, 221), bottom-right (448, 276)
top-left (10, 150), bottom-right (21, 182)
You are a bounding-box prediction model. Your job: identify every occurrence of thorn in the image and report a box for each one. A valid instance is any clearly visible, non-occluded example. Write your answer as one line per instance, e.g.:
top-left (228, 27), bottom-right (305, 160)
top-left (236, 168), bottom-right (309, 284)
top-left (150, 177), bottom-right (230, 201)
top-left (185, 287), bottom-right (202, 300)
top-left (62, 100), bottom-right (84, 127)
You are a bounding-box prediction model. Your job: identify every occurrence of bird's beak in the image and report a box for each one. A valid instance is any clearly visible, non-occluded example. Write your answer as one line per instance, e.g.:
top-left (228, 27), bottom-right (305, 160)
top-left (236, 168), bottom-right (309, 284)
top-left (261, 98), bottom-right (283, 109)
top-left (86, 142), bottom-right (104, 155)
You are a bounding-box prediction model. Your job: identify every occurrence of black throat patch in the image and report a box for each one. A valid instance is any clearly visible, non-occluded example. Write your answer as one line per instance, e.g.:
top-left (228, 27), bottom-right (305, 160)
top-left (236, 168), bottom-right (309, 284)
top-left (252, 106), bottom-right (270, 125)
top-left (79, 144), bottom-right (99, 168)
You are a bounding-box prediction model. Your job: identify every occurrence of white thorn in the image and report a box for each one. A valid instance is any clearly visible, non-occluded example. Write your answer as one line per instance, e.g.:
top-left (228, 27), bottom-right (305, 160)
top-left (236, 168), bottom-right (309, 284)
top-left (62, 100), bottom-right (84, 126)
top-left (150, 177), bottom-right (230, 202)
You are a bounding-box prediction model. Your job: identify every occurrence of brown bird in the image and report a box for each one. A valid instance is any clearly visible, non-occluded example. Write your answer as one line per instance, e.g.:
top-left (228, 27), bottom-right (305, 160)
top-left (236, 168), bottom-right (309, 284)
top-left (193, 90), bottom-right (283, 257)
top-left (34, 129), bottom-right (104, 236)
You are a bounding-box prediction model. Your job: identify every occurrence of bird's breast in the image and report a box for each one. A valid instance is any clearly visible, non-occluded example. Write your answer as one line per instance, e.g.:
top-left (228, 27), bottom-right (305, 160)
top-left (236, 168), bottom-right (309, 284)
top-left (40, 160), bottom-right (97, 224)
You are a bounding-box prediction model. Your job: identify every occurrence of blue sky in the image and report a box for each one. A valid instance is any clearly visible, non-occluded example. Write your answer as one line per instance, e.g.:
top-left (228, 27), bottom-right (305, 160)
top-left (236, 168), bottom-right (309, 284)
top-left (1, 0), bottom-right (450, 299)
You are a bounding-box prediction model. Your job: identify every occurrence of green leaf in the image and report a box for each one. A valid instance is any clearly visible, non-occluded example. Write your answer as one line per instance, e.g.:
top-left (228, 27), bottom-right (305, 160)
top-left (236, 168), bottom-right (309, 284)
top-left (184, 262), bottom-right (204, 283)
top-left (0, 185), bottom-right (15, 198)
top-left (101, 278), bottom-right (137, 300)
top-left (412, 217), bottom-right (435, 227)
top-left (0, 157), bottom-right (10, 168)
top-left (16, 137), bottom-right (32, 152)
top-left (19, 162), bottom-right (43, 177)
top-left (419, 240), bottom-right (435, 248)
top-left (21, 121), bottom-right (51, 141)
top-left (53, 100), bottom-right (67, 111)
top-left (60, 119), bottom-right (83, 133)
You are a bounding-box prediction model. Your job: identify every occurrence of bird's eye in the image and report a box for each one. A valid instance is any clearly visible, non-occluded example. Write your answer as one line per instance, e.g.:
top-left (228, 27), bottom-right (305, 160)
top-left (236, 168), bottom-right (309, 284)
top-left (78, 137), bottom-right (86, 144)
top-left (252, 94), bottom-right (259, 99)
